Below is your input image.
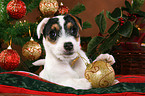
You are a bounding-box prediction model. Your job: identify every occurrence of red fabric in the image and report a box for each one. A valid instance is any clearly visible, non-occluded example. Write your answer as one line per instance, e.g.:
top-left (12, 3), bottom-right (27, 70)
top-left (116, 75), bottom-right (145, 83)
top-left (0, 72), bottom-right (145, 96)
top-left (1, 72), bottom-right (145, 83)
top-left (0, 85), bottom-right (144, 96)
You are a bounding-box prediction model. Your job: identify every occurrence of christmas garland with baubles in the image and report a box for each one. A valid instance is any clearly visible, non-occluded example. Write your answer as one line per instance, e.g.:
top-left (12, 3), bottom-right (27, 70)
top-left (0, 0), bottom-right (91, 72)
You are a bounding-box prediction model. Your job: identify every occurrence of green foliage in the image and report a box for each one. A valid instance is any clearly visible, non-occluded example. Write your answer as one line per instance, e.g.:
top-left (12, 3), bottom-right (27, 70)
top-left (132, 0), bottom-right (144, 12)
top-left (98, 32), bottom-right (120, 53)
top-left (70, 3), bottom-right (92, 29)
top-left (69, 3), bottom-right (86, 15)
top-left (138, 11), bottom-right (145, 17)
top-left (87, 36), bottom-right (104, 60)
top-left (95, 11), bottom-right (106, 34)
top-left (106, 11), bottom-right (119, 22)
top-left (87, 0), bottom-right (145, 61)
top-left (0, 20), bottom-right (38, 45)
top-left (108, 22), bottom-right (119, 34)
top-left (132, 26), bottom-right (140, 36)
top-left (118, 21), bottom-right (133, 37)
top-left (0, 0), bottom-right (9, 21)
top-left (125, 0), bottom-right (131, 9)
top-left (0, 1), bottom-right (6, 21)
top-left (24, 0), bottom-right (40, 13)
top-left (123, 0), bottom-right (144, 13)
top-left (111, 8), bottom-right (122, 18)
top-left (82, 21), bottom-right (92, 29)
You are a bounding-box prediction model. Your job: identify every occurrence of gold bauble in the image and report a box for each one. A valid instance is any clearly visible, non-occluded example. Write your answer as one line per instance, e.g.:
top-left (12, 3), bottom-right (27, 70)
top-left (39, 0), bottom-right (59, 16)
top-left (22, 38), bottom-right (42, 61)
top-left (85, 61), bottom-right (115, 88)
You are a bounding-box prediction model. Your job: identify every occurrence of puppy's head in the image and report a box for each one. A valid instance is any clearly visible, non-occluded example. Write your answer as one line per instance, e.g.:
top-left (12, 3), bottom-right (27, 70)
top-left (37, 14), bottom-right (82, 61)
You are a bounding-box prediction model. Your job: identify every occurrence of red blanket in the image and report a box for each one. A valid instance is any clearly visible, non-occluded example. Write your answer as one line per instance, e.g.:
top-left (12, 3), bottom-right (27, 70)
top-left (0, 71), bottom-right (144, 96)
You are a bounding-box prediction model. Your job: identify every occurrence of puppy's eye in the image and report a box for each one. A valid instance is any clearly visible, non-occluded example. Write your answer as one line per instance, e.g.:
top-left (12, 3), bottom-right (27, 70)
top-left (69, 27), bottom-right (79, 37)
top-left (48, 30), bottom-right (57, 41)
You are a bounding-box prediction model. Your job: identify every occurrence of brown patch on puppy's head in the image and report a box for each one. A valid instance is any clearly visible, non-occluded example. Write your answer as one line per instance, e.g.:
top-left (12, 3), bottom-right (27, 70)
top-left (68, 14), bottom-right (82, 31)
top-left (51, 24), bottom-right (60, 30)
top-left (64, 14), bottom-right (82, 42)
top-left (43, 18), bottom-right (60, 44)
top-left (67, 22), bottom-right (73, 29)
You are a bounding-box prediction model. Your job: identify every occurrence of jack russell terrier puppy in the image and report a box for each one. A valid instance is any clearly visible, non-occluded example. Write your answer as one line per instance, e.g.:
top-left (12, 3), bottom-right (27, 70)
top-left (33, 14), bottom-right (117, 90)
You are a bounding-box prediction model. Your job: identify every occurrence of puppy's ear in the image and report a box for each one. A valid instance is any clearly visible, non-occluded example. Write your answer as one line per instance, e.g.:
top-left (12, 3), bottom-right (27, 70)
top-left (68, 14), bottom-right (82, 31)
top-left (37, 18), bottom-right (49, 39)
top-left (74, 15), bottom-right (82, 28)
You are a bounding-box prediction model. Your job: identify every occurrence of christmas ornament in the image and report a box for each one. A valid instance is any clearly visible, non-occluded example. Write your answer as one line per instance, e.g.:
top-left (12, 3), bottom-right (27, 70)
top-left (39, 0), bottom-right (59, 16)
top-left (22, 38), bottom-right (42, 61)
top-left (6, 0), bottom-right (26, 19)
top-left (85, 61), bottom-right (115, 88)
top-left (55, 2), bottom-right (69, 15)
top-left (0, 46), bottom-right (20, 71)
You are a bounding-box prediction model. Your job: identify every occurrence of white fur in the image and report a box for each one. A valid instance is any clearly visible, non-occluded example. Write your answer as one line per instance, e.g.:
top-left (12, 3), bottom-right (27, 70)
top-left (33, 15), bottom-right (116, 90)
top-left (94, 53), bottom-right (115, 65)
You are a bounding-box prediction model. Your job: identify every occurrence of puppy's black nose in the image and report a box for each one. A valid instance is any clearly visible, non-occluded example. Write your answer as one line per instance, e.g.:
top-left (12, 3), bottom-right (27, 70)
top-left (64, 42), bottom-right (73, 51)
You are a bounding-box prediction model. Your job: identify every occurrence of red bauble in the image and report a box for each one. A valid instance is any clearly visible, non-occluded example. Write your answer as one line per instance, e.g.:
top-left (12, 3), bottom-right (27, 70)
top-left (6, 0), bottom-right (26, 19)
top-left (56, 2), bottom-right (69, 15)
top-left (0, 47), bottom-right (20, 71)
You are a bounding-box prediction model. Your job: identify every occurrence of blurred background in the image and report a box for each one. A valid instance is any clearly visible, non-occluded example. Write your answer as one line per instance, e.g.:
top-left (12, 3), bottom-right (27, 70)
top-left (20, 0), bottom-right (145, 37)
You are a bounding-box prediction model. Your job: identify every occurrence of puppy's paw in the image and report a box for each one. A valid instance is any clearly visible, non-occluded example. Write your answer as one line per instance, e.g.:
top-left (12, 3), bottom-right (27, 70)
top-left (94, 53), bottom-right (115, 65)
top-left (73, 78), bottom-right (91, 90)
top-left (32, 59), bottom-right (45, 66)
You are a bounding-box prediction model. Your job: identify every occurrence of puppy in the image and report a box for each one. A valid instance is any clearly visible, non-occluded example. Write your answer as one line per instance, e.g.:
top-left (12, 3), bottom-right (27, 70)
top-left (33, 14), bottom-right (116, 90)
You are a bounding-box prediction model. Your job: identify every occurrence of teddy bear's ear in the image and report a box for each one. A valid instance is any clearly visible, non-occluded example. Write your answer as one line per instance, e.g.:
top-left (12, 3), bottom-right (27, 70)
top-left (37, 18), bottom-right (49, 39)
